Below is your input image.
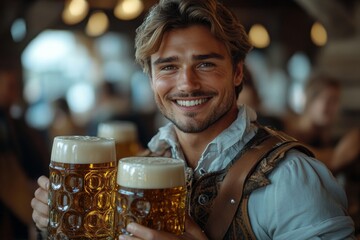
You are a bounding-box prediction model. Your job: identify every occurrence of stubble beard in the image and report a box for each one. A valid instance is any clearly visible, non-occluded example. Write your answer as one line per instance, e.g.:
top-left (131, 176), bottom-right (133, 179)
top-left (155, 93), bottom-right (235, 134)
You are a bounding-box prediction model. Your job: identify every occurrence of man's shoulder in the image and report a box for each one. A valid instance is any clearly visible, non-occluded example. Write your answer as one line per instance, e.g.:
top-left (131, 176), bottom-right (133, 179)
top-left (268, 148), bottom-right (334, 186)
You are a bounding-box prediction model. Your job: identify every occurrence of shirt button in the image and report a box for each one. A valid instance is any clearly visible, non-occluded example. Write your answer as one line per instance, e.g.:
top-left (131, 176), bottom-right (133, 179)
top-left (198, 194), bottom-right (209, 205)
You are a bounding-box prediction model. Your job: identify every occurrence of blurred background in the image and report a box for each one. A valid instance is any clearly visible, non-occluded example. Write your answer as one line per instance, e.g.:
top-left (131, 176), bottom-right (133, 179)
top-left (1, 0), bottom-right (359, 138)
top-left (0, 0), bottom-right (359, 239)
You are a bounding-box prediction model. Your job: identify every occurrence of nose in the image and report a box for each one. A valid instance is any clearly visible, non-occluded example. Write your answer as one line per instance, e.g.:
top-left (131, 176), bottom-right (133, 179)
top-left (176, 67), bottom-right (200, 92)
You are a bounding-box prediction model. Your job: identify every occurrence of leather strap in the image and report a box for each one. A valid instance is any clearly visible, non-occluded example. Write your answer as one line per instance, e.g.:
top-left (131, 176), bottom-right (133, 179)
top-left (239, 141), bottom-right (313, 238)
top-left (204, 134), bottom-right (286, 239)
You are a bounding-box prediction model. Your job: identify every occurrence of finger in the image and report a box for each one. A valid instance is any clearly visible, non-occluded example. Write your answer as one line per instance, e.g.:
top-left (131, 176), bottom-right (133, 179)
top-left (37, 175), bottom-right (50, 190)
top-left (34, 187), bottom-right (49, 205)
top-left (126, 223), bottom-right (177, 240)
top-left (126, 223), bottom-right (156, 240)
top-left (31, 200), bottom-right (49, 230)
top-left (31, 192), bottom-right (49, 216)
top-left (118, 234), bottom-right (142, 240)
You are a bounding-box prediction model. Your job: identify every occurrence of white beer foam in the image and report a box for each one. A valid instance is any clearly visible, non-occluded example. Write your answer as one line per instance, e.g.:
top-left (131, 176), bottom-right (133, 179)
top-left (117, 157), bottom-right (186, 189)
top-left (51, 136), bottom-right (116, 164)
top-left (97, 121), bottom-right (138, 142)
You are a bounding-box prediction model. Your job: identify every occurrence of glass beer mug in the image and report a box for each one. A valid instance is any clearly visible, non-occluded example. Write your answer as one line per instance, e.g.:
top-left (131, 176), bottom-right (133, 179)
top-left (97, 121), bottom-right (141, 160)
top-left (48, 136), bottom-right (117, 239)
top-left (115, 157), bottom-right (187, 237)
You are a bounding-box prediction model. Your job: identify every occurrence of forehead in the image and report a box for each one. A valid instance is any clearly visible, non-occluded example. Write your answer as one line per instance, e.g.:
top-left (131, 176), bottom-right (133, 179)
top-left (152, 25), bottom-right (228, 58)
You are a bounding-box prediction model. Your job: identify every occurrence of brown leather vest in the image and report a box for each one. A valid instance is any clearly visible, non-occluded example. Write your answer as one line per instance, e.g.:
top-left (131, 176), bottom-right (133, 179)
top-left (142, 126), bottom-right (313, 239)
top-left (189, 127), bottom-right (313, 239)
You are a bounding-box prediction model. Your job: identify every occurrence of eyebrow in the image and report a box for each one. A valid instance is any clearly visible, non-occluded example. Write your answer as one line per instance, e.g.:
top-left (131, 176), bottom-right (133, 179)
top-left (153, 52), bottom-right (225, 66)
top-left (193, 53), bottom-right (224, 61)
top-left (153, 56), bottom-right (178, 65)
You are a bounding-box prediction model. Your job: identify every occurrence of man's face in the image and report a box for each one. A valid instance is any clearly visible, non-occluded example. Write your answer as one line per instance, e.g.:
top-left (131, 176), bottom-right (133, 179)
top-left (150, 25), bottom-right (242, 133)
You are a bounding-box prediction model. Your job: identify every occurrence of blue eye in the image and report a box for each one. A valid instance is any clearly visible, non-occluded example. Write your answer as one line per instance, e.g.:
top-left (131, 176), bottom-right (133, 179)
top-left (161, 65), bottom-right (177, 71)
top-left (198, 62), bottom-right (215, 68)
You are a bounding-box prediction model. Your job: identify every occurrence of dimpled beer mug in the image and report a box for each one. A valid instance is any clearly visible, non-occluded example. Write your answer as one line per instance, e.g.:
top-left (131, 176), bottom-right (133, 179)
top-left (48, 136), bottom-right (117, 240)
top-left (115, 157), bottom-right (187, 236)
top-left (97, 121), bottom-right (140, 160)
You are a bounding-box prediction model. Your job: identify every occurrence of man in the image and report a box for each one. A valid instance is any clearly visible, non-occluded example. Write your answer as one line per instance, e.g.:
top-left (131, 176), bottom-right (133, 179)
top-left (32, 0), bottom-right (355, 239)
top-left (284, 74), bottom-right (342, 149)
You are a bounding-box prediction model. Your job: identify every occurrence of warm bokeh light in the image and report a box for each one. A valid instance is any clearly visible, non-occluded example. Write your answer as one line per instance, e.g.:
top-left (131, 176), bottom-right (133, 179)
top-left (248, 24), bottom-right (270, 48)
top-left (114, 0), bottom-right (144, 20)
top-left (85, 11), bottom-right (109, 37)
top-left (62, 0), bottom-right (89, 25)
top-left (311, 22), bottom-right (327, 46)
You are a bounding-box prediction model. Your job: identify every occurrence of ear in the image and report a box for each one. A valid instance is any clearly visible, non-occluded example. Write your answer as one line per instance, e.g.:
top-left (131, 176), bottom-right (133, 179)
top-left (234, 62), bottom-right (244, 87)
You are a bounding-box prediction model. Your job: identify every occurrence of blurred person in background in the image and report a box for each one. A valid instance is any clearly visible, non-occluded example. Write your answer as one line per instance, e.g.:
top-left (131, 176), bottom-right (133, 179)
top-left (87, 81), bottom-right (156, 148)
top-left (0, 67), bottom-right (49, 239)
top-left (88, 81), bottom-right (131, 130)
top-left (49, 97), bottom-right (84, 140)
top-left (333, 127), bottom-right (360, 237)
top-left (283, 73), bottom-right (360, 236)
top-left (285, 74), bottom-right (341, 148)
top-left (284, 73), bottom-right (358, 173)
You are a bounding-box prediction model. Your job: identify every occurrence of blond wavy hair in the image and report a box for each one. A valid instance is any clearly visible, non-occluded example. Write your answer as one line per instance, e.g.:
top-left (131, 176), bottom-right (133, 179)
top-left (135, 0), bottom-right (252, 96)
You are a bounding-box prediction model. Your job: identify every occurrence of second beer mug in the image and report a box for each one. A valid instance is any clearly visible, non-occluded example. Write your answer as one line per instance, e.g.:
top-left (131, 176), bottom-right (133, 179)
top-left (115, 157), bottom-right (187, 236)
top-left (48, 136), bottom-right (117, 240)
top-left (97, 121), bottom-right (141, 160)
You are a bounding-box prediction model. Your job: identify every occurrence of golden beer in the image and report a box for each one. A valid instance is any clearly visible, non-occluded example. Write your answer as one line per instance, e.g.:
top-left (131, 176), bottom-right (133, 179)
top-left (115, 157), bottom-right (186, 236)
top-left (48, 136), bottom-right (117, 240)
top-left (97, 121), bottom-right (140, 160)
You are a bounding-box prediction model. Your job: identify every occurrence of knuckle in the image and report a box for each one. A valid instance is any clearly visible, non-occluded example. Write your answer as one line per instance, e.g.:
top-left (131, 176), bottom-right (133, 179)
top-left (30, 197), bottom-right (36, 208)
top-left (34, 188), bottom-right (41, 197)
top-left (32, 210), bottom-right (37, 222)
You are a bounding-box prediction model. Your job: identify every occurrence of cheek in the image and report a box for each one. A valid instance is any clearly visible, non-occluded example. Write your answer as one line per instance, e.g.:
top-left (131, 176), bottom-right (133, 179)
top-left (151, 77), bottom-right (172, 97)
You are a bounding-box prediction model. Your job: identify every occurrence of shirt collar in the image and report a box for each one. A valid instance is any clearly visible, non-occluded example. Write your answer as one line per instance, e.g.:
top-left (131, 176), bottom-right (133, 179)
top-left (147, 105), bottom-right (257, 163)
top-left (204, 105), bottom-right (257, 155)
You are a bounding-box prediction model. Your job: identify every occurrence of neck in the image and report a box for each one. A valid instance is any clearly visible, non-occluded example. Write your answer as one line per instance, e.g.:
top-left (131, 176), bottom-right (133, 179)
top-left (175, 107), bottom-right (238, 169)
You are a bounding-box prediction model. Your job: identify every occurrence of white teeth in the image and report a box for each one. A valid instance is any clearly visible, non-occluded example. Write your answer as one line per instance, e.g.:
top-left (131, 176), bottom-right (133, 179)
top-left (176, 99), bottom-right (207, 107)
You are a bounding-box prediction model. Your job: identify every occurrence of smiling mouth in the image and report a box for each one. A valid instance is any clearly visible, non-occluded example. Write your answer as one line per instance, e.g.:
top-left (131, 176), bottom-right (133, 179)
top-left (176, 98), bottom-right (209, 107)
